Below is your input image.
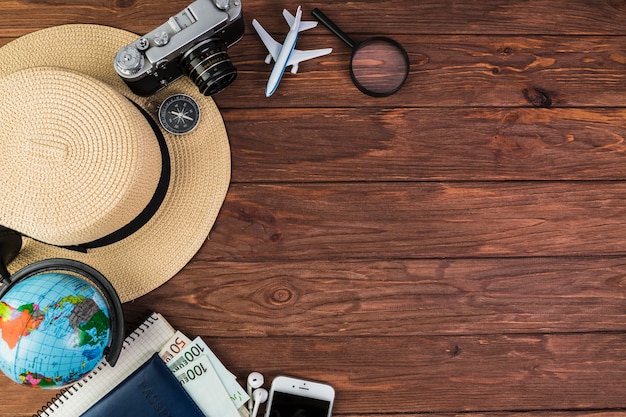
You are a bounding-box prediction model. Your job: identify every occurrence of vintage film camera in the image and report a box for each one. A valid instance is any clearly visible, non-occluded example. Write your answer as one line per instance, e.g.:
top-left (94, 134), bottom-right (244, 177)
top-left (114, 0), bottom-right (244, 96)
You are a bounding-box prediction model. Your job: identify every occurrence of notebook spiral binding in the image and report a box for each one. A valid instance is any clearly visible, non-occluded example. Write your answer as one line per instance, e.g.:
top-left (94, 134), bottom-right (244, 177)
top-left (32, 314), bottom-right (159, 417)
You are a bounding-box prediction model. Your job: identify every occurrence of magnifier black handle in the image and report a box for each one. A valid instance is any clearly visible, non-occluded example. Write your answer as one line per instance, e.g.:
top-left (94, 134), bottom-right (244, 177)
top-left (312, 8), bottom-right (356, 49)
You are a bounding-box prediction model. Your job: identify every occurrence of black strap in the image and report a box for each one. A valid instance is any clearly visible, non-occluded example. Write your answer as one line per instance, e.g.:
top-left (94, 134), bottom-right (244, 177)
top-left (63, 101), bottom-right (171, 252)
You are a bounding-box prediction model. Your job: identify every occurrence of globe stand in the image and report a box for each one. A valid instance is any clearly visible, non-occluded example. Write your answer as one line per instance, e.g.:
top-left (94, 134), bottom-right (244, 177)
top-left (0, 227), bottom-right (125, 369)
top-left (4, 259), bottom-right (125, 367)
top-left (0, 226), bottom-right (22, 285)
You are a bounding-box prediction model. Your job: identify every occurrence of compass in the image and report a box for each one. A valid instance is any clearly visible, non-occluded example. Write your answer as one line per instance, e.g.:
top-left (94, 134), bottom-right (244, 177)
top-left (158, 94), bottom-right (200, 135)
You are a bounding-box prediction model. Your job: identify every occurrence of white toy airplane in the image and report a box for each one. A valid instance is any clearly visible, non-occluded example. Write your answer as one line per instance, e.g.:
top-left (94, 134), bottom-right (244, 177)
top-left (252, 6), bottom-right (332, 97)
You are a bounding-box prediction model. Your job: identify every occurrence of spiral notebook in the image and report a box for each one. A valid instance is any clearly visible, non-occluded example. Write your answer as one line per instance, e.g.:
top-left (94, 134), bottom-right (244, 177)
top-left (33, 312), bottom-right (176, 417)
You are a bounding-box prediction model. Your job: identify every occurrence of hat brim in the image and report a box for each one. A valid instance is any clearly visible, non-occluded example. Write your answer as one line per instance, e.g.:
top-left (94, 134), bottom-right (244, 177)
top-left (0, 24), bottom-right (231, 302)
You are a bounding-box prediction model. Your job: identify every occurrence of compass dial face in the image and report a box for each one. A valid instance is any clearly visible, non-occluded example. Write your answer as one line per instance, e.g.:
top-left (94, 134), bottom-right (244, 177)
top-left (158, 94), bottom-right (200, 135)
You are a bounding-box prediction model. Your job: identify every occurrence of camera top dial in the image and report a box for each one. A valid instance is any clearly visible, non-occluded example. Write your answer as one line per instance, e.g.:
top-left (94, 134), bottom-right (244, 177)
top-left (114, 46), bottom-right (144, 76)
top-left (213, 0), bottom-right (231, 10)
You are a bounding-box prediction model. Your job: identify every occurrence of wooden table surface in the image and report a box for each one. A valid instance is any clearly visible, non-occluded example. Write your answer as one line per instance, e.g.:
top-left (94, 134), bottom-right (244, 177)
top-left (3, 1), bottom-right (626, 416)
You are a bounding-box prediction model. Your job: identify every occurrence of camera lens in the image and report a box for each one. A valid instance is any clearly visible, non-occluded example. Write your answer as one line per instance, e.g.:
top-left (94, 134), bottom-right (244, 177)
top-left (180, 38), bottom-right (237, 96)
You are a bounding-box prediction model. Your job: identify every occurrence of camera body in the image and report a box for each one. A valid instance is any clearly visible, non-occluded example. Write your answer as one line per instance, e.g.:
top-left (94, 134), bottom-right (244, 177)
top-left (114, 0), bottom-right (244, 96)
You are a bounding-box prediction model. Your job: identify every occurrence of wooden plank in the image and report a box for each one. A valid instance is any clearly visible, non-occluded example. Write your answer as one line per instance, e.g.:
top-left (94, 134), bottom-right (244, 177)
top-left (123, 257), bottom-right (626, 337)
top-left (14, 332), bottom-right (626, 416)
top-left (221, 34), bottom-right (626, 108)
top-left (15, 327), bottom-right (626, 417)
top-left (4, 32), bottom-right (625, 108)
top-left (0, 0), bottom-right (625, 36)
top-left (163, 335), bottom-right (626, 413)
top-left (205, 182), bottom-right (626, 260)
top-left (281, 0), bottom-right (626, 36)
top-left (225, 108), bottom-right (626, 182)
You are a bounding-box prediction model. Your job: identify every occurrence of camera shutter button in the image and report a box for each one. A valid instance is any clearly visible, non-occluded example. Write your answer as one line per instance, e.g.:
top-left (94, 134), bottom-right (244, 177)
top-left (154, 31), bottom-right (169, 46)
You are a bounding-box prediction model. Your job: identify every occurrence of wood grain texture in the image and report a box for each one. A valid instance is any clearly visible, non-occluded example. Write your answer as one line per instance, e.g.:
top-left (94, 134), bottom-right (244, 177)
top-left (205, 334), bottom-right (626, 413)
top-left (1, 1), bottom-right (626, 417)
top-left (225, 108), bottom-right (626, 182)
top-left (1, 1), bottom-right (625, 36)
top-left (122, 257), bottom-right (626, 337)
top-left (206, 183), bottom-right (626, 259)
top-left (218, 35), bottom-right (626, 108)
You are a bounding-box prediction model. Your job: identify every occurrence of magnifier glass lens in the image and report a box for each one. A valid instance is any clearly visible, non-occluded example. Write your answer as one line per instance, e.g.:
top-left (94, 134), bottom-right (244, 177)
top-left (351, 39), bottom-right (409, 96)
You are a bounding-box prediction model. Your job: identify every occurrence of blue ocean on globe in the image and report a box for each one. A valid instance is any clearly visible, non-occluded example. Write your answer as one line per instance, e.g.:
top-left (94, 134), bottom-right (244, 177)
top-left (0, 272), bottom-right (111, 388)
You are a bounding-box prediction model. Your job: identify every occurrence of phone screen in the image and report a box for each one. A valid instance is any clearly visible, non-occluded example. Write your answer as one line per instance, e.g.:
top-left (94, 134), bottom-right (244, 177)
top-left (267, 391), bottom-right (332, 417)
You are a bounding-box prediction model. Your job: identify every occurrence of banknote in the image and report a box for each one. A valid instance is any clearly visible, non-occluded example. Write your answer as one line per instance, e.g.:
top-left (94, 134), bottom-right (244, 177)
top-left (174, 354), bottom-right (241, 417)
top-left (159, 330), bottom-right (193, 364)
top-left (159, 331), bottom-right (249, 410)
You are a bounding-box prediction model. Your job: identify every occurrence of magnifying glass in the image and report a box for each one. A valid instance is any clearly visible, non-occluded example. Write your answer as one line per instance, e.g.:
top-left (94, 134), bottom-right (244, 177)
top-left (0, 226), bottom-right (124, 388)
top-left (312, 8), bottom-right (410, 97)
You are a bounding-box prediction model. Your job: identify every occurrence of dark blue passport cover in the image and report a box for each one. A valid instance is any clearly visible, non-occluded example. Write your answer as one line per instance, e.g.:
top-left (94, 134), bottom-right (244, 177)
top-left (80, 352), bottom-right (206, 417)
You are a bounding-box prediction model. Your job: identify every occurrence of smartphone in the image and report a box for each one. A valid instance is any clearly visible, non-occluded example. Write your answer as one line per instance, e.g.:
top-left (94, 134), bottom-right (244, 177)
top-left (264, 375), bottom-right (335, 417)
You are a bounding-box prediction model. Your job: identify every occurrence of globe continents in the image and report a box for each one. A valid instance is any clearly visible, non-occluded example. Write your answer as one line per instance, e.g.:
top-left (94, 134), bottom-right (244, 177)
top-left (0, 272), bottom-right (111, 388)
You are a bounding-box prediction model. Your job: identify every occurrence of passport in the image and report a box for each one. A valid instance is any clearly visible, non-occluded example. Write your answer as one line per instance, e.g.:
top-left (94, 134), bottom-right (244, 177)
top-left (80, 353), bottom-right (206, 417)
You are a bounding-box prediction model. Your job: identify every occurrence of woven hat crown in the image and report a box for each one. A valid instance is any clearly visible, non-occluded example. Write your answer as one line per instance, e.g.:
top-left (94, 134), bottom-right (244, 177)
top-left (0, 67), bottom-right (162, 246)
top-left (0, 24), bottom-right (231, 302)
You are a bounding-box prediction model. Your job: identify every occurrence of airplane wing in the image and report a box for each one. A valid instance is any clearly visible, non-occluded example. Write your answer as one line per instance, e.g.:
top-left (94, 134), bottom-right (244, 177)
top-left (251, 19), bottom-right (282, 62)
top-left (286, 47), bottom-right (333, 72)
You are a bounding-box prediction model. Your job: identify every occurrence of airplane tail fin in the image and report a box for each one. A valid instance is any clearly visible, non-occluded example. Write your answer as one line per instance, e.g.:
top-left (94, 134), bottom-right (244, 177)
top-left (283, 7), bottom-right (318, 32)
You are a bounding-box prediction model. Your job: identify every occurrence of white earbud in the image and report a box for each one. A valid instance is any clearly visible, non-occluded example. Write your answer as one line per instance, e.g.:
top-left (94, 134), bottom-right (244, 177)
top-left (247, 372), bottom-right (264, 412)
top-left (250, 388), bottom-right (268, 417)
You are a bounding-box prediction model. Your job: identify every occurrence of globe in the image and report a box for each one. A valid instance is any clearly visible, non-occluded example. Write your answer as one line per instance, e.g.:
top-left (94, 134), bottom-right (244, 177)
top-left (0, 272), bottom-right (112, 388)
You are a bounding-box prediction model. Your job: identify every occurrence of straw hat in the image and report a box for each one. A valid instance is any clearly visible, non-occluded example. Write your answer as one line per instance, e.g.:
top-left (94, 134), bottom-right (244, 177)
top-left (0, 25), bottom-right (231, 302)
